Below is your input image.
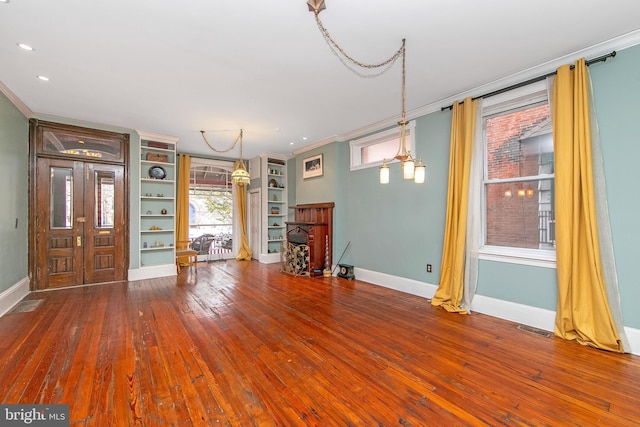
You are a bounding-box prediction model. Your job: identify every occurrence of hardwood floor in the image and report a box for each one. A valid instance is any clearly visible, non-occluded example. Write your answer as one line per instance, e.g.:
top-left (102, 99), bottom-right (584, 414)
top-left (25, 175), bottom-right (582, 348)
top-left (1, 260), bottom-right (639, 426)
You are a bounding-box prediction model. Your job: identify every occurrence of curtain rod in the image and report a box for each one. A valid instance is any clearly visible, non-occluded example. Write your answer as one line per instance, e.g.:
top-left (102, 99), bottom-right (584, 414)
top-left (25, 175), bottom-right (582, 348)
top-left (440, 51), bottom-right (617, 111)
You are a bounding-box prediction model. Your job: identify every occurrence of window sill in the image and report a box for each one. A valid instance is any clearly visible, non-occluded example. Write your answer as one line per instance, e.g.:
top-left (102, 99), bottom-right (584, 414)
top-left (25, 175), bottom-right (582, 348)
top-left (479, 245), bottom-right (556, 269)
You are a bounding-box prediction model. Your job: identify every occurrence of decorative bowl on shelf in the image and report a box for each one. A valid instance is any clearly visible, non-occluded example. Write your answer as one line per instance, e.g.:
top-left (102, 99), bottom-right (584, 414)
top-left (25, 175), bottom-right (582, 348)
top-left (148, 166), bottom-right (166, 179)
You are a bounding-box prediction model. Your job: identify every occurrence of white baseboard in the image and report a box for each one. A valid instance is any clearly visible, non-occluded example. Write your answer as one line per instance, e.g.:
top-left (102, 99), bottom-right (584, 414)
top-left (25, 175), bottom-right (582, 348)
top-left (355, 267), bottom-right (438, 299)
top-left (128, 264), bottom-right (177, 281)
top-left (0, 277), bottom-right (30, 317)
top-left (258, 253), bottom-right (281, 264)
top-left (624, 327), bottom-right (640, 357)
top-left (354, 266), bottom-right (640, 356)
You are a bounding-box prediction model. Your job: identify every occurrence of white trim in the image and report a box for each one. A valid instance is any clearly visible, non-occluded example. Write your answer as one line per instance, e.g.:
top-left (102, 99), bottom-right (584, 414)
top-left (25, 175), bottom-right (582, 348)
top-left (479, 246), bottom-right (556, 269)
top-left (128, 264), bottom-right (177, 281)
top-left (410, 29), bottom-right (640, 119)
top-left (292, 135), bottom-right (338, 156)
top-left (471, 293), bottom-right (556, 333)
top-left (624, 327), bottom-right (640, 357)
top-left (136, 130), bottom-right (179, 145)
top-left (258, 252), bottom-right (281, 264)
top-left (349, 120), bottom-right (416, 171)
top-left (0, 277), bottom-right (30, 317)
top-left (353, 266), bottom-right (640, 356)
top-left (301, 30), bottom-right (640, 150)
top-left (0, 80), bottom-right (33, 118)
top-left (354, 267), bottom-right (437, 299)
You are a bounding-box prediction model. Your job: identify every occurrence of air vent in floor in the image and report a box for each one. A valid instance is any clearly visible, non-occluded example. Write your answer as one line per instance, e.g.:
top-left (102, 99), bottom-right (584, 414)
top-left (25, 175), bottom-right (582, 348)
top-left (10, 299), bottom-right (44, 313)
top-left (517, 324), bottom-right (552, 338)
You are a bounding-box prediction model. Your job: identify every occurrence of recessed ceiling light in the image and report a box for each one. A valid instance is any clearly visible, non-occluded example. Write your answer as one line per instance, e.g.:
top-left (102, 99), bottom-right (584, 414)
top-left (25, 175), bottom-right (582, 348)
top-left (289, 142), bottom-right (295, 145)
top-left (18, 43), bottom-right (34, 51)
top-left (0, 1), bottom-right (11, 4)
top-left (302, 137), bottom-right (308, 140)
top-left (37, 75), bottom-right (50, 82)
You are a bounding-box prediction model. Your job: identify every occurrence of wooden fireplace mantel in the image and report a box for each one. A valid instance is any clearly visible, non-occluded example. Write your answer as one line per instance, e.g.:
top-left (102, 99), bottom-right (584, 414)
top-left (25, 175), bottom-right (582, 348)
top-left (285, 202), bottom-right (335, 276)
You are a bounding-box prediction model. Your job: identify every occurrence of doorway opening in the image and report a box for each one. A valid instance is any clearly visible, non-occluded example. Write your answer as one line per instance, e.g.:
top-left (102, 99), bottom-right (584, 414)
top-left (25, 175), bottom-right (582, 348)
top-left (29, 120), bottom-right (129, 290)
top-left (188, 158), bottom-right (236, 261)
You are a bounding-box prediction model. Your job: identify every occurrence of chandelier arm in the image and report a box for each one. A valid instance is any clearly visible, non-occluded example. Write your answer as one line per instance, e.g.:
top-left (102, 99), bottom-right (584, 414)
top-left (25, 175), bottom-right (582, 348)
top-left (200, 130), bottom-right (242, 154)
top-left (314, 11), bottom-right (404, 70)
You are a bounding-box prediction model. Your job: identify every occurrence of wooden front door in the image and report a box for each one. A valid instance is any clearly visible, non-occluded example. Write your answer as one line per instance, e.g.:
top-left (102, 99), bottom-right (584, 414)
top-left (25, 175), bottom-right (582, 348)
top-left (34, 158), bottom-right (126, 289)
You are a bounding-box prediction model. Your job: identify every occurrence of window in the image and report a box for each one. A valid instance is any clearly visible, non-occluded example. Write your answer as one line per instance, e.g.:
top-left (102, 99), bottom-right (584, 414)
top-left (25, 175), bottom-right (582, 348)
top-left (189, 158), bottom-right (235, 259)
top-left (480, 83), bottom-right (555, 266)
top-left (350, 121), bottom-right (415, 170)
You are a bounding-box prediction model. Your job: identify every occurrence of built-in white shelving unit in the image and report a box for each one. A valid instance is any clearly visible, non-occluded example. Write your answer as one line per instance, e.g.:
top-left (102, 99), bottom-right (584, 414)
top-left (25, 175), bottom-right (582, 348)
top-left (131, 131), bottom-right (178, 280)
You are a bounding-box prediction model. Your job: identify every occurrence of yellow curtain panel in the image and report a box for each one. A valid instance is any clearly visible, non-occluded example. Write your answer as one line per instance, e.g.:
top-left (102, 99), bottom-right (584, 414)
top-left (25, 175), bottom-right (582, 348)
top-left (235, 182), bottom-right (252, 261)
top-left (552, 59), bottom-right (623, 352)
top-left (432, 97), bottom-right (477, 313)
top-left (175, 154), bottom-right (191, 264)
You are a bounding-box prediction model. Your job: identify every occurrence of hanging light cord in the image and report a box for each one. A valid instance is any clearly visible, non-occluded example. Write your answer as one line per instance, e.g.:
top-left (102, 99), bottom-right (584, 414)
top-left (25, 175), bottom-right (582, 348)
top-left (311, 9), bottom-right (409, 161)
top-left (200, 129), bottom-right (243, 155)
top-left (312, 10), bottom-right (404, 78)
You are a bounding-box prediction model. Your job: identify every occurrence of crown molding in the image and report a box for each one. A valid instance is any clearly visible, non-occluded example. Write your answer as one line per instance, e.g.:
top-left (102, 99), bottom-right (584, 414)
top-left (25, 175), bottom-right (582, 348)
top-left (0, 80), bottom-right (34, 118)
top-left (305, 29), bottom-right (640, 149)
top-left (410, 29), bottom-right (640, 118)
top-left (291, 134), bottom-right (338, 156)
top-left (136, 130), bottom-right (179, 144)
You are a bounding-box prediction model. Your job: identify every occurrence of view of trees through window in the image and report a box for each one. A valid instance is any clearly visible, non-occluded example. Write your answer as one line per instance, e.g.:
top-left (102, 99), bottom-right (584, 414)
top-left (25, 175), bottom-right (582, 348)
top-left (188, 161), bottom-right (234, 256)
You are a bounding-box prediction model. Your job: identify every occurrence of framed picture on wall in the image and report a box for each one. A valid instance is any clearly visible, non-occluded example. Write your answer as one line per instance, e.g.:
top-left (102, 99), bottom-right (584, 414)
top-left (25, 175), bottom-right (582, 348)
top-left (303, 154), bottom-right (323, 179)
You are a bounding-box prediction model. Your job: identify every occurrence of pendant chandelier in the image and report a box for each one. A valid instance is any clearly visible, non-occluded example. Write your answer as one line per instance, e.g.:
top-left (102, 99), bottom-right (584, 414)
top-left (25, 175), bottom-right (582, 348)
top-left (200, 129), bottom-right (251, 186)
top-left (307, 0), bottom-right (425, 184)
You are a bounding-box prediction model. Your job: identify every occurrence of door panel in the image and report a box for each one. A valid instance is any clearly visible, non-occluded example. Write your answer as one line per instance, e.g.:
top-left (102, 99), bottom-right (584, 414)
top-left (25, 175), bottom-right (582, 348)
top-left (35, 159), bottom-right (126, 289)
top-left (84, 164), bottom-right (126, 284)
top-left (36, 159), bottom-right (84, 288)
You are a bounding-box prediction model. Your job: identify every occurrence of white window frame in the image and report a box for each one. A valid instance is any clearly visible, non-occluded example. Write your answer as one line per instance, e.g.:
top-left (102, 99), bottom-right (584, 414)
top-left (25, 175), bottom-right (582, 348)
top-left (478, 81), bottom-right (556, 269)
top-left (349, 120), bottom-right (416, 171)
top-left (188, 157), bottom-right (237, 258)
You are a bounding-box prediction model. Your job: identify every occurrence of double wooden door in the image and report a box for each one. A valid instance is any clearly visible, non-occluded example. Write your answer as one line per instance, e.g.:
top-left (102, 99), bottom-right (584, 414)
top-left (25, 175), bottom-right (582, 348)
top-left (34, 158), bottom-right (126, 289)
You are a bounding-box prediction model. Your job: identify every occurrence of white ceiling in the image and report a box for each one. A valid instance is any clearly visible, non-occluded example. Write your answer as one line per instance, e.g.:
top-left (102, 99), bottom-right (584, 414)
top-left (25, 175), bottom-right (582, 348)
top-left (2, 0), bottom-right (640, 160)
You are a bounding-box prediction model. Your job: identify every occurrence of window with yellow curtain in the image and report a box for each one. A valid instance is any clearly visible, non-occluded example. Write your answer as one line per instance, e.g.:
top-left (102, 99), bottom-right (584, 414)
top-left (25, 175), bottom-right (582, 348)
top-left (188, 157), bottom-right (236, 260)
top-left (479, 81), bottom-right (556, 268)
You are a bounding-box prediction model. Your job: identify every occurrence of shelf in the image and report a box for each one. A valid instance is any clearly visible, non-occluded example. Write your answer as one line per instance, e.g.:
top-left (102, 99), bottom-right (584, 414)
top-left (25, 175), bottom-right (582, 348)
top-left (141, 178), bottom-right (174, 183)
top-left (259, 154), bottom-right (288, 263)
top-left (142, 159), bottom-right (173, 166)
top-left (138, 131), bottom-right (178, 273)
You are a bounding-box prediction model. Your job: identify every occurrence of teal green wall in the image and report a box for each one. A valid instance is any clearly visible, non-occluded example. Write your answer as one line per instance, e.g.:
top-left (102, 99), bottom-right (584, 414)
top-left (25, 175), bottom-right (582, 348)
top-left (294, 143), bottom-right (350, 263)
top-left (0, 92), bottom-right (28, 293)
top-left (1, 44), bottom-right (638, 329)
top-left (589, 45), bottom-right (640, 327)
top-left (295, 144), bottom-right (340, 205)
top-left (293, 44), bottom-right (640, 329)
top-left (338, 112), bottom-right (451, 279)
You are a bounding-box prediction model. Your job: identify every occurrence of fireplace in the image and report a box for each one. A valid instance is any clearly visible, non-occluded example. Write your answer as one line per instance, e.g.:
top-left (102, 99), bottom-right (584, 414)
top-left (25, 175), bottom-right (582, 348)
top-left (283, 202), bottom-right (334, 277)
